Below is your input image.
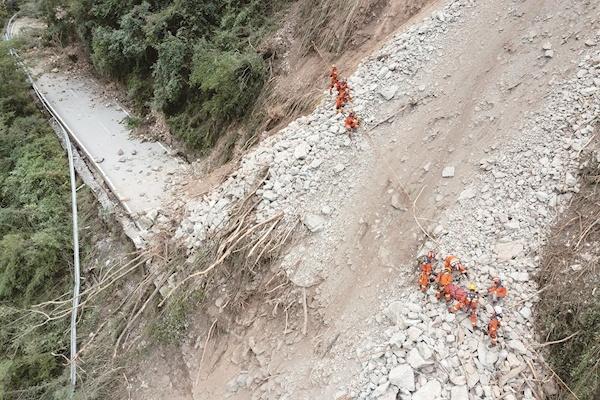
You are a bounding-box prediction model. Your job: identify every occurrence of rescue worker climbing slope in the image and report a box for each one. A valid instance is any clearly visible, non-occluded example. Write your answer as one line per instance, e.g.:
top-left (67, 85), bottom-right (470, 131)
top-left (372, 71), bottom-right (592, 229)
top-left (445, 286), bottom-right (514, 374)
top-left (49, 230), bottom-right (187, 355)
top-left (449, 282), bottom-right (479, 327)
top-left (329, 65), bottom-right (339, 94)
top-left (418, 251), bottom-right (437, 292)
top-left (344, 112), bottom-right (360, 133)
top-left (435, 263), bottom-right (454, 300)
top-left (487, 277), bottom-right (508, 303)
top-left (487, 306), bottom-right (503, 346)
top-left (444, 255), bottom-right (469, 276)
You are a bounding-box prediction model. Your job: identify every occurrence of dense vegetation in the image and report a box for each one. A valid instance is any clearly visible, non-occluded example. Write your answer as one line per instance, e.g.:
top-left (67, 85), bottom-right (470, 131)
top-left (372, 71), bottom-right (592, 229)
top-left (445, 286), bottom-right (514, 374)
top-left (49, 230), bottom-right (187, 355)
top-left (0, 30), bottom-right (74, 398)
top-left (537, 153), bottom-right (600, 400)
top-left (40, 0), bottom-right (287, 151)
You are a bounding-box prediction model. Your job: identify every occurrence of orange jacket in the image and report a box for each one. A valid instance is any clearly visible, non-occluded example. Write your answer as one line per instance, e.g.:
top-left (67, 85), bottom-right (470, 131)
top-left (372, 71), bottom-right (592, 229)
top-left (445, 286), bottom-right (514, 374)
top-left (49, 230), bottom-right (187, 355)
top-left (488, 285), bottom-right (508, 299)
top-left (437, 271), bottom-right (453, 287)
top-left (444, 255), bottom-right (467, 274)
top-left (488, 318), bottom-right (500, 338)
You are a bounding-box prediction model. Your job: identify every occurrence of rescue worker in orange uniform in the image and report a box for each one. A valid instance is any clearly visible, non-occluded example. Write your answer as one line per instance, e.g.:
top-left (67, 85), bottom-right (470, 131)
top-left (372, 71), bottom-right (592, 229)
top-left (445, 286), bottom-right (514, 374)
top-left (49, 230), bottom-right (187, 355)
top-left (440, 283), bottom-right (466, 304)
top-left (444, 255), bottom-right (468, 277)
top-left (335, 79), bottom-right (348, 95)
top-left (418, 251), bottom-right (437, 292)
top-left (329, 65), bottom-right (339, 94)
top-left (335, 80), bottom-right (351, 112)
top-left (344, 112), bottom-right (360, 132)
top-left (449, 282), bottom-right (479, 327)
top-left (487, 306), bottom-right (502, 346)
top-left (487, 277), bottom-right (508, 303)
top-left (435, 264), bottom-right (454, 300)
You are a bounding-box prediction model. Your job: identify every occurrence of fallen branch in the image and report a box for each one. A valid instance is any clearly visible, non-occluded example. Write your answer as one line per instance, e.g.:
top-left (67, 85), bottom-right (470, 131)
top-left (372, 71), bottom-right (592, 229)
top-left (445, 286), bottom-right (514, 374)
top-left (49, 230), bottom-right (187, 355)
top-left (195, 319), bottom-right (218, 386)
top-left (535, 331), bottom-right (580, 348)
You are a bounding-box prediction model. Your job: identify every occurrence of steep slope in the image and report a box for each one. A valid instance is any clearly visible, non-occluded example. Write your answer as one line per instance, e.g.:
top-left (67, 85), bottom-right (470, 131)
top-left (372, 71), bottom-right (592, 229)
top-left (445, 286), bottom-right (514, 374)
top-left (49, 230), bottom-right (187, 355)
top-left (129, 0), bottom-right (600, 399)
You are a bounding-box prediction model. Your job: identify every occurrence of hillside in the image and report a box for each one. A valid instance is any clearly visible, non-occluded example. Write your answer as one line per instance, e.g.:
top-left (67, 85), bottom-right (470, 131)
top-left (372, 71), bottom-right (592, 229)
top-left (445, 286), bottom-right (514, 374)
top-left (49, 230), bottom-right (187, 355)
top-left (1, 0), bottom-right (599, 399)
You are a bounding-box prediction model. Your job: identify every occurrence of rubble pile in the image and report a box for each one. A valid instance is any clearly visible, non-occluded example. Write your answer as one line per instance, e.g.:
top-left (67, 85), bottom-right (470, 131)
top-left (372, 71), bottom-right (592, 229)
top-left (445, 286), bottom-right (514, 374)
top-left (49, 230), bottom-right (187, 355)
top-left (347, 47), bottom-right (600, 400)
top-left (174, 0), bottom-right (469, 250)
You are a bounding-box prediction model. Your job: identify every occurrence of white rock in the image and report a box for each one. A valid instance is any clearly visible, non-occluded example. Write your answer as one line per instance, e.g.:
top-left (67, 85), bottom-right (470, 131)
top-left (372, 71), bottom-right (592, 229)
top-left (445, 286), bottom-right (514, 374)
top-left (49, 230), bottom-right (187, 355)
top-left (303, 213), bottom-right (325, 232)
top-left (519, 306), bottom-right (532, 319)
top-left (262, 190), bottom-right (278, 201)
top-left (406, 326), bottom-right (422, 341)
top-left (565, 172), bottom-right (577, 187)
top-left (407, 348), bottom-right (432, 369)
top-left (450, 385), bottom-right (469, 400)
top-left (413, 379), bottom-right (441, 400)
top-left (389, 364), bottom-right (415, 391)
top-left (442, 166), bottom-right (455, 178)
top-left (389, 332), bottom-right (407, 348)
top-left (379, 85), bottom-right (399, 101)
top-left (334, 163), bottom-right (346, 173)
top-left (507, 339), bottom-right (527, 354)
top-left (373, 382), bottom-right (390, 398)
top-left (542, 41), bottom-right (552, 50)
top-left (458, 186), bottom-right (476, 201)
top-left (495, 241), bottom-right (524, 260)
top-left (293, 142), bottom-right (310, 159)
top-left (384, 301), bottom-right (407, 327)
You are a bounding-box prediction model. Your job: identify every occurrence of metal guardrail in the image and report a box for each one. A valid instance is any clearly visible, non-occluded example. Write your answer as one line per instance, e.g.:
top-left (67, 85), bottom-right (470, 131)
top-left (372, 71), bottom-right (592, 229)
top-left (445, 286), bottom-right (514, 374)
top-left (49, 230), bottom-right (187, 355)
top-left (4, 14), bottom-right (81, 391)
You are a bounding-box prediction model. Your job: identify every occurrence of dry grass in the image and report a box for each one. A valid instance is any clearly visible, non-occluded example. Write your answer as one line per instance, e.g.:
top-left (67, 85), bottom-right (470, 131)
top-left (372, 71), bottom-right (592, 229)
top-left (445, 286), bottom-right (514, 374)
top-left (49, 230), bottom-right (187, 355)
top-left (536, 144), bottom-right (600, 400)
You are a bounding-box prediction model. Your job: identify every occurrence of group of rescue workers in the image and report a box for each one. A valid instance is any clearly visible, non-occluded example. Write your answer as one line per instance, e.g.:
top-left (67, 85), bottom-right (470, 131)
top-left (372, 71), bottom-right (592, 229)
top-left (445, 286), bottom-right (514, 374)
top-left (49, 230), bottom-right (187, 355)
top-left (418, 251), bottom-right (508, 346)
top-left (328, 65), bottom-right (360, 133)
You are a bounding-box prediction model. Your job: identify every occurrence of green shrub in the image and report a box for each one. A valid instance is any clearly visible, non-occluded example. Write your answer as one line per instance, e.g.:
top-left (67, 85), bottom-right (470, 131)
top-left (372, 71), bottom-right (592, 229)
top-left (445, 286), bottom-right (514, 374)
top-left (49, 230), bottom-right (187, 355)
top-left (190, 45), bottom-right (265, 122)
top-left (40, 0), bottom-right (288, 151)
top-left (152, 33), bottom-right (188, 110)
top-left (0, 39), bottom-right (75, 398)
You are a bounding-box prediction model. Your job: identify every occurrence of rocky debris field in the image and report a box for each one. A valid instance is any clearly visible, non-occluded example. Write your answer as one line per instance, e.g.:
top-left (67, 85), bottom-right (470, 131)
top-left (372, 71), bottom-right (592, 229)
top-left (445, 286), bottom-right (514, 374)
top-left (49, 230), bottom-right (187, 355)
top-left (170, 2), bottom-right (467, 252)
top-left (345, 44), bottom-right (600, 400)
top-left (135, 0), bottom-right (600, 398)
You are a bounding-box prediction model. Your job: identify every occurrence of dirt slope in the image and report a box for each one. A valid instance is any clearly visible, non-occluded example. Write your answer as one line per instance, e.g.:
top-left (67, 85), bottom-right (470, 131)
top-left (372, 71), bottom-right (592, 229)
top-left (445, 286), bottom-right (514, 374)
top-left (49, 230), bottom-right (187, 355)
top-left (129, 0), bottom-right (600, 399)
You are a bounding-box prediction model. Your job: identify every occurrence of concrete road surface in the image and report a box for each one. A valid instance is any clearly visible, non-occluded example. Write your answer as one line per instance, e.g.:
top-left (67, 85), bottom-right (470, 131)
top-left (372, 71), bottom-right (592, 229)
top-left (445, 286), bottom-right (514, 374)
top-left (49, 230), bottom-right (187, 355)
top-left (8, 17), bottom-right (182, 218)
top-left (34, 73), bottom-right (181, 217)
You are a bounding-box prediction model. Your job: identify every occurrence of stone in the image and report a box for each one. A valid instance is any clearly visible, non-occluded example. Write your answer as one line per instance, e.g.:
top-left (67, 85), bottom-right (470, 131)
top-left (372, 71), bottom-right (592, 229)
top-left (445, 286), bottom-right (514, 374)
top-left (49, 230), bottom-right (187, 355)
top-left (131, 149), bottom-right (137, 155)
top-left (406, 326), bottom-right (422, 341)
top-left (391, 193), bottom-right (405, 210)
top-left (372, 382), bottom-right (390, 397)
top-left (389, 332), bottom-right (407, 348)
top-left (407, 348), bottom-right (431, 369)
top-left (416, 342), bottom-right (433, 360)
top-left (585, 39), bottom-right (597, 47)
top-left (442, 166), bottom-right (455, 178)
top-left (378, 388), bottom-right (399, 400)
top-left (458, 186), bottom-right (476, 201)
top-left (389, 364), bottom-right (415, 391)
top-left (565, 172), bottom-right (577, 187)
top-left (413, 379), bottom-right (441, 400)
top-left (545, 49), bottom-right (554, 58)
top-left (379, 85), bottom-right (399, 101)
top-left (94, 157), bottom-right (105, 163)
top-left (117, 148), bottom-right (124, 156)
top-left (495, 241), bottom-right (524, 260)
top-left (321, 206), bottom-right (332, 215)
top-left (334, 163), bottom-right (346, 173)
top-left (450, 385), bottom-right (469, 400)
top-left (464, 363), bottom-right (479, 388)
top-left (542, 41), bottom-right (552, 50)
top-left (294, 142), bottom-right (310, 159)
top-left (118, 156), bottom-right (126, 163)
top-left (303, 213), bottom-right (325, 232)
top-left (512, 271), bottom-right (530, 282)
top-left (508, 339), bottom-right (527, 355)
top-left (263, 190), bottom-right (278, 202)
top-left (519, 306), bottom-right (532, 319)
top-left (384, 301), bottom-right (406, 327)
